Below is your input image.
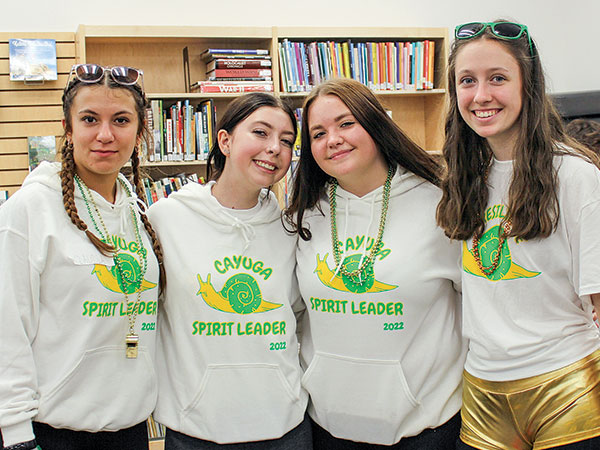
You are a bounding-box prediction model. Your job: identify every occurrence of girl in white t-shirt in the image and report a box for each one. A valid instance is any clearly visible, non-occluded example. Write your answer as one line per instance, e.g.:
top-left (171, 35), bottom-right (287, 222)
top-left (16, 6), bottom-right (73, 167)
top-left (437, 20), bottom-right (600, 450)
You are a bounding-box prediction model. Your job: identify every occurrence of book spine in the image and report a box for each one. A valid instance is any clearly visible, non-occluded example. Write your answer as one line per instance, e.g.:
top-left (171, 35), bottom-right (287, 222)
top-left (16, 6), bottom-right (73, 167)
top-left (209, 59), bottom-right (272, 70)
top-left (300, 42), bottom-right (311, 90)
top-left (165, 118), bottom-right (173, 159)
top-left (197, 84), bottom-right (274, 93)
top-left (428, 40), bottom-right (435, 89)
top-left (207, 68), bottom-right (272, 78)
top-left (284, 39), bottom-right (298, 92)
top-left (203, 48), bottom-right (269, 56)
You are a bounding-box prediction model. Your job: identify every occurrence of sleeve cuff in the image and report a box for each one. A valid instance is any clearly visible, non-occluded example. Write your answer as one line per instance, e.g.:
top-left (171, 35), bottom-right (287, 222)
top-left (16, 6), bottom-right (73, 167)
top-left (1, 420), bottom-right (35, 448)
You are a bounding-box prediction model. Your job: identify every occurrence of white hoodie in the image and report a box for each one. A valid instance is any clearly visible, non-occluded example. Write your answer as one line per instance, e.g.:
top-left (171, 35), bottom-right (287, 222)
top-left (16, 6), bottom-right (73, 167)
top-left (147, 181), bottom-right (307, 444)
top-left (296, 167), bottom-right (466, 445)
top-left (0, 162), bottom-right (160, 447)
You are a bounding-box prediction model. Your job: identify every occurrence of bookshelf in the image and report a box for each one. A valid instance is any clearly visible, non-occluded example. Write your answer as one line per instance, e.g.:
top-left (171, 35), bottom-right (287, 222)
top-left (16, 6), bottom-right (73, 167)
top-left (274, 27), bottom-right (448, 152)
top-left (2, 25), bottom-right (448, 201)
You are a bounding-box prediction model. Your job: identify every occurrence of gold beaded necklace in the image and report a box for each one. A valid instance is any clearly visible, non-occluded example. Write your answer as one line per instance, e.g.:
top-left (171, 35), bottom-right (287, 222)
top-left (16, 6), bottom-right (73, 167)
top-left (75, 174), bottom-right (147, 358)
top-left (329, 166), bottom-right (395, 286)
top-left (471, 161), bottom-right (513, 277)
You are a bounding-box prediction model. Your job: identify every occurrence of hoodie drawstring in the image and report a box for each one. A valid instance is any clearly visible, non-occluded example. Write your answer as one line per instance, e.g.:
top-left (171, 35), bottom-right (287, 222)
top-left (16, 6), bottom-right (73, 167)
top-left (216, 208), bottom-right (257, 252)
top-left (121, 196), bottom-right (147, 235)
top-left (330, 193), bottom-right (378, 285)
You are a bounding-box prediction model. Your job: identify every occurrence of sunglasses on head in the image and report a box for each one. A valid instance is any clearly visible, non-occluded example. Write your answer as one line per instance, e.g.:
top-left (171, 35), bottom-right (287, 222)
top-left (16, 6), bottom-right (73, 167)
top-left (65, 64), bottom-right (144, 92)
top-left (455, 22), bottom-right (533, 56)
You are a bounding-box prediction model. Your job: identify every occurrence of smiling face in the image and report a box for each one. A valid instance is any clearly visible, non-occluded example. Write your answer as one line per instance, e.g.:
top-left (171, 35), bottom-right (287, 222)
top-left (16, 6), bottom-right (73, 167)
top-left (455, 38), bottom-right (523, 160)
top-left (66, 84), bottom-right (140, 189)
top-left (216, 106), bottom-right (294, 205)
top-left (308, 94), bottom-right (388, 197)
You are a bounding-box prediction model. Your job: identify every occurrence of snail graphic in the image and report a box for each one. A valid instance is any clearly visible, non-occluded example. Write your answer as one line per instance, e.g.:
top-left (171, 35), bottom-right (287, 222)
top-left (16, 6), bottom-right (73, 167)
top-left (462, 225), bottom-right (540, 281)
top-left (196, 273), bottom-right (283, 314)
top-left (92, 253), bottom-right (156, 294)
top-left (314, 253), bottom-right (397, 294)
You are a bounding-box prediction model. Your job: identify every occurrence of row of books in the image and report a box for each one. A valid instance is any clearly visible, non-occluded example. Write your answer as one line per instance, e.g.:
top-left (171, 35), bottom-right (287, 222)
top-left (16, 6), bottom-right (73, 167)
top-left (142, 173), bottom-right (203, 206)
top-left (146, 99), bottom-right (217, 163)
top-left (278, 39), bottom-right (436, 93)
top-left (192, 48), bottom-right (274, 93)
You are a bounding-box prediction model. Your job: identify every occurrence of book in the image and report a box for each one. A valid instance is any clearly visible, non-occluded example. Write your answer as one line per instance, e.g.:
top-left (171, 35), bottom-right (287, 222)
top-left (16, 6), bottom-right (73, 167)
top-left (9, 39), bottom-right (57, 81)
top-left (206, 68), bottom-right (273, 79)
top-left (201, 48), bottom-right (269, 61)
top-left (27, 135), bottom-right (56, 171)
top-left (207, 58), bottom-right (271, 72)
top-left (191, 81), bottom-right (273, 93)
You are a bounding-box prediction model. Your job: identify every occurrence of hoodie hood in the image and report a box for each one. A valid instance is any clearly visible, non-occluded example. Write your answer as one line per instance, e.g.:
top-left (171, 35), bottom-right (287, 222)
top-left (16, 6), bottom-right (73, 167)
top-left (332, 165), bottom-right (425, 202)
top-left (22, 161), bottom-right (146, 236)
top-left (162, 180), bottom-right (282, 251)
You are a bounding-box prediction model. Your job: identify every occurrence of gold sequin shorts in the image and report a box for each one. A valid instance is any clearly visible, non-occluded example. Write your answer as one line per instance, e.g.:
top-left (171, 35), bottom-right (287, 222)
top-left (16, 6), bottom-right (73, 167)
top-left (460, 347), bottom-right (600, 450)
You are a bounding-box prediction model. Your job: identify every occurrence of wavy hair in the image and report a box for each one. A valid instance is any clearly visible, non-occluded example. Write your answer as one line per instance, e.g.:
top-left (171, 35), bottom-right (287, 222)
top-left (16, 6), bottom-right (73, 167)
top-left (436, 21), bottom-right (600, 241)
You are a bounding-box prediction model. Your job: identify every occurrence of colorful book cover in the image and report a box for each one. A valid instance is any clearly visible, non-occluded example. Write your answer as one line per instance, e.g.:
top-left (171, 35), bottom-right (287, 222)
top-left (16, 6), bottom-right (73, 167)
top-left (9, 39), bottom-right (57, 81)
top-left (27, 135), bottom-right (56, 171)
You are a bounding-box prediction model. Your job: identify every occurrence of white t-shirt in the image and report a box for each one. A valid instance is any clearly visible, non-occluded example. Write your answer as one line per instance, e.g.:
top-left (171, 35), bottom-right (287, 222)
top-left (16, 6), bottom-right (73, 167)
top-left (462, 154), bottom-right (600, 381)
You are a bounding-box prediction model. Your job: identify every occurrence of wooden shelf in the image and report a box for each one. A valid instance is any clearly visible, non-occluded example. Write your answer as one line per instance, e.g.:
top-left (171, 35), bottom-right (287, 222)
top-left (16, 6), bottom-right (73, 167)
top-left (0, 25), bottom-right (449, 194)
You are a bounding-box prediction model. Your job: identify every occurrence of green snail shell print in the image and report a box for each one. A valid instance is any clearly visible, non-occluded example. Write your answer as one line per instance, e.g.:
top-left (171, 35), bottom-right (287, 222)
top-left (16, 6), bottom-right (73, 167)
top-left (314, 252), bottom-right (397, 294)
top-left (196, 273), bottom-right (283, 314)
top-left (462, 225), bottom-right (541, 281)
top-left (340, 254), bottom-right (375, 293)
top-left (220, 273), bottom-right (262, 314)
top-left (92, 253), bottom-right (156, 294)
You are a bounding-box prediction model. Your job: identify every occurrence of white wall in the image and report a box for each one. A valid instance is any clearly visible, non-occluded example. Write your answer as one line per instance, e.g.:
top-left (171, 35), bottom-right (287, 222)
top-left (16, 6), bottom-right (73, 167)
top-left (2, 0), bottom-right (598, 93)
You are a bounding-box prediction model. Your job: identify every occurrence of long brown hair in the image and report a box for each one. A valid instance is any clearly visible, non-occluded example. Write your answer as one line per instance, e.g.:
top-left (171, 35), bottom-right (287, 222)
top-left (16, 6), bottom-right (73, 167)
top-left (60, 73), bottom-right (166, 291)
top-left (436, 21), bottom-right (600, 241)
top-left (284, 78), bottom-right (442, 241)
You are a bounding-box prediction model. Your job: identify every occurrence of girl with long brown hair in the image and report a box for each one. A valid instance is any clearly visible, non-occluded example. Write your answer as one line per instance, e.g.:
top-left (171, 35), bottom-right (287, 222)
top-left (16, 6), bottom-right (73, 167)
top-left (0, 64), bottom-right (163, 450)
top-left (285, 78), bottom-right (465, 449)
top-left (437, 20), bottom-right (600, 449)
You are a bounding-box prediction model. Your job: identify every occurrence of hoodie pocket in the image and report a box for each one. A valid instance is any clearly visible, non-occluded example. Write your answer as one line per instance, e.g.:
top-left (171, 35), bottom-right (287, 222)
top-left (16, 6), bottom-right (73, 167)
top-left (38, 346), bottom-right (157, 431)
top-left (181, 363), bottom-right (302, 444)
top-left (302, 352), bottom-right (421, 445)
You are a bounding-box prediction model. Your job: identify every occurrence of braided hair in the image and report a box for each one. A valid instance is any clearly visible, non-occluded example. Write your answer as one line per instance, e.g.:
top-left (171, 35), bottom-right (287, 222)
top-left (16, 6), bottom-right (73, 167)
top-left (60, 72), bottom-right (166, 291)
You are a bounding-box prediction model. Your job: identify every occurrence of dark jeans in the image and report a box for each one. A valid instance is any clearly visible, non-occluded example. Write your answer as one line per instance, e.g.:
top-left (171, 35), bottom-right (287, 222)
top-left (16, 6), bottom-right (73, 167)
top-left (3, 421), bottom-right (149, 450)
top-left (456, 435), bottom-right (600, 450)
top-left (165, 415), bottom-right (312, 450)
top-left (311, 412), bottom-right (461, 450)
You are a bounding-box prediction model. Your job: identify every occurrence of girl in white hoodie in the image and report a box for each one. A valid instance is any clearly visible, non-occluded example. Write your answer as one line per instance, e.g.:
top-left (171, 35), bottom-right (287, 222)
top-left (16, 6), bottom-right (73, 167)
top-left (148, 93), bottom-right (311, 449)
top-left (0, 64), bottom-right (163, 450)
top-left (284, 78), bottom-right (465, 449)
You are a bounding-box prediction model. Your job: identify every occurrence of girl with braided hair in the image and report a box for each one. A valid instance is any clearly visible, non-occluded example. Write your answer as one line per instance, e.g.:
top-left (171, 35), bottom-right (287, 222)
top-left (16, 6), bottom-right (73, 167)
top-left (0, 64), bottom-right (163, 450)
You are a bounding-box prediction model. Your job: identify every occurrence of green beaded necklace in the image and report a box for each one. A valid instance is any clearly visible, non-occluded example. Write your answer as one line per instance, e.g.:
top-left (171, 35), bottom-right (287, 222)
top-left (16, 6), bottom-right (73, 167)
top-left (329, 165), bottom-right (394, 286)
top-left (75, 174), bottom-right (147, 358)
